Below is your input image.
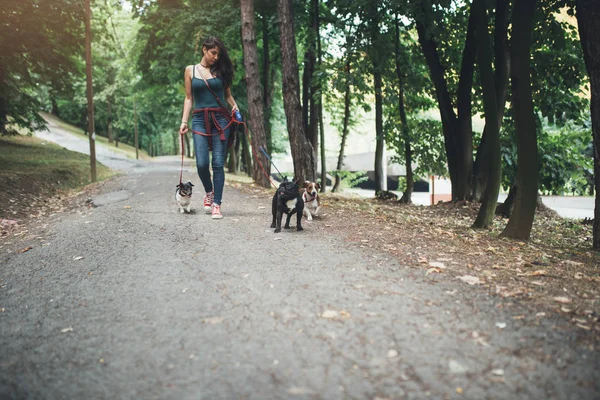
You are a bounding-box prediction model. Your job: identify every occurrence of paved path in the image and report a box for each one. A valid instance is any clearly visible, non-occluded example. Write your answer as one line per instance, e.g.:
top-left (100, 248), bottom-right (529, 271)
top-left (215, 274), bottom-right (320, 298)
top-left (0, 121), bottom-right (597, 399)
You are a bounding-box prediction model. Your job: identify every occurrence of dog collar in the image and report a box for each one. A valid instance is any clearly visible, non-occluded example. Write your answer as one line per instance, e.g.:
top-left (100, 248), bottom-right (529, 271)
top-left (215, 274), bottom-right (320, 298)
top-left (303, 192), bottom-right (316, 202)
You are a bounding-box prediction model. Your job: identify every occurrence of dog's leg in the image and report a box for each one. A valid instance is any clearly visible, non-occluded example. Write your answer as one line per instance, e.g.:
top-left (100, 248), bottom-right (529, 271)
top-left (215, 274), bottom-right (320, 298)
top-left (314, 205), bottom-right (320, 216)
top-left (275, 210), bottom-right (283, 233)
top-left (304, 208), bottom-right (313, 221)
top-left (270, 195), bottom-right (277, 228)
top-left (296, 210), bottom-right (303, 231)
top-left (186, 204), bottom-right (191, 213)
top-left (179, 206), bottom-right (184, 214)
top-left (284, 212), bottom-right (293, 229)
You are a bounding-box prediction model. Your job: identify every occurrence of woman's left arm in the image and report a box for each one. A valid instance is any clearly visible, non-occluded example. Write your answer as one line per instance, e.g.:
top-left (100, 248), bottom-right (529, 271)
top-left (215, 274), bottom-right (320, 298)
top-left (224, 87), bottom-right (238, 112)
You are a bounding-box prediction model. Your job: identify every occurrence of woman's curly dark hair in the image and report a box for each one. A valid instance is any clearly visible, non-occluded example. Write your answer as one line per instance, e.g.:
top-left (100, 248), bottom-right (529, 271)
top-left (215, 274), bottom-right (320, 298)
top-left (203, 36), bottom-right (234, 88)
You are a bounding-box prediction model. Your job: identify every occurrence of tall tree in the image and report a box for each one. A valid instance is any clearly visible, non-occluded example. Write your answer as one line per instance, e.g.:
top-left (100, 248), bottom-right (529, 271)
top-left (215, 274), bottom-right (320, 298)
top-left (277, 0), bottom-right (316, 182)
top-left (414, 2), bottom-right (476, 200)
top-left (472, 0), bottom-right (501, 229)
top-left (368, 0), bottom-right (387, 195)
top-left (85, 0), bottom-right (97, 182)
top-left (575, 0), bottom-right (600, 249)
top-left (394, 13), bottom-right (414, 203)
top-left (472, 0), bottom-right (511, 200)
top-left (241, 0), bottom-right (271, 188)
top-left (501, 0), bottom-right (539, 239)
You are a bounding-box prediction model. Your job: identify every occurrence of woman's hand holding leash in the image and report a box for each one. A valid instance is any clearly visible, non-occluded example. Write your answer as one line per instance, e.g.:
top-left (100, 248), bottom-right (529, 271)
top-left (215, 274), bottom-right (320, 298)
top-left (179, 121), bottom-right (188, 135)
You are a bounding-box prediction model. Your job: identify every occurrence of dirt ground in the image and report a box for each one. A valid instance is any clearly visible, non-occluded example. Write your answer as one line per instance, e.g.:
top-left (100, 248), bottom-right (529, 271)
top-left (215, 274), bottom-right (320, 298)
top-left (230, 181), bottom-right (600, 344)
top-left (2, 176), bottom-right (599, 344)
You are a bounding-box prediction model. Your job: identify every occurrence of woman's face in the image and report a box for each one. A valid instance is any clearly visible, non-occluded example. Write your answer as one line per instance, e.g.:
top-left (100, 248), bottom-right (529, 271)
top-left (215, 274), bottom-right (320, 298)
top-left (203, 46), bottom-right (220, 66)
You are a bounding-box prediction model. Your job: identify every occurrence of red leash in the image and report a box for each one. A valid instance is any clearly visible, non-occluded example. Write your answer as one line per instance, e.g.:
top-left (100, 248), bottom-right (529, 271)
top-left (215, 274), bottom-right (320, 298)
top-left (178, 111), bottom-right (276, 188)
top-left (179, 132), bottom-right (186, 185)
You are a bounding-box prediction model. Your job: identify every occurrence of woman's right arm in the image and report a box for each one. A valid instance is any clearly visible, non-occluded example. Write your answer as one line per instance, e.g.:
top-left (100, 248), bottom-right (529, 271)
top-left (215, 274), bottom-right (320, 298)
top-left (179, 65), bottom-right (193, 135)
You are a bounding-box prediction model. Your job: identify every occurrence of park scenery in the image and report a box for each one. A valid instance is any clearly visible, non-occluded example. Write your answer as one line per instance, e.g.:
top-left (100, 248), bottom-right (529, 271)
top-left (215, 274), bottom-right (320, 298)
top-left (1, 0), bottom-right (599, 399)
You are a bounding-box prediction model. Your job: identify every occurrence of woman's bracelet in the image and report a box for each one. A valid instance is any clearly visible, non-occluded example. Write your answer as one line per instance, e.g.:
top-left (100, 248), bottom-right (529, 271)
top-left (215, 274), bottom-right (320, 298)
top-left (181, 121), bottom-right (188, 125)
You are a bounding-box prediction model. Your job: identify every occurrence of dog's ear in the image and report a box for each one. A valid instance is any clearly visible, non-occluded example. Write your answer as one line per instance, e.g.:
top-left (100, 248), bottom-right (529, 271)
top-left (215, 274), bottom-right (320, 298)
top-left (316, 182), bottom-right (321, 190)
top-left (188, 182), bottom-right (194, 186)
top-left (303, 180), bottom-right (310, 188)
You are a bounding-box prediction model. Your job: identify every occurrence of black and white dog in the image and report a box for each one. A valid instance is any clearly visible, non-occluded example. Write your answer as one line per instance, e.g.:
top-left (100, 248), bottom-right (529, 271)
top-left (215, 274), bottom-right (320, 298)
top-left (175, 181), bottom-right (194, 213)
top-left (270, 177), bottom-right (304, 233)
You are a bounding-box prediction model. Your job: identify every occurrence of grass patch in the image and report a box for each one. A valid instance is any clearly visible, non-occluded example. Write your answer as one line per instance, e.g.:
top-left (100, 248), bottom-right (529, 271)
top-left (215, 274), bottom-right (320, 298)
top-left (0, 134), bottom-right (116, 220)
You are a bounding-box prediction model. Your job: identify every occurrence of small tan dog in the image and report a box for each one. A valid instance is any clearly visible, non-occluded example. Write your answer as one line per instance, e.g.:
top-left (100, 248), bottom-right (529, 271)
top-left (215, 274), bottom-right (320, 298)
top-left (301, 181), bottom-right (321, 221)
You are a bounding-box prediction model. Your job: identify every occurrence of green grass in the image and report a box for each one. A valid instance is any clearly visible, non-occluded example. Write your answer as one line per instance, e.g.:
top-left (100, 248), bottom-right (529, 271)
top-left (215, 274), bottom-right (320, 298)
top-left (0, 134), bottom-right (117, 219)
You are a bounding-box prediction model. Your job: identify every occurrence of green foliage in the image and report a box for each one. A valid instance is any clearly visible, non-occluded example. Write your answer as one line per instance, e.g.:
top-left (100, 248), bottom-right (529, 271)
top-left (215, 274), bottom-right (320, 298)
top-left (0, 0), bottom-right (83, 134)
top-left (330, 170), bottom-right (369, 188)
top-left (501, 116), bottom-right (593, 195)
top-left (386, 117), bottom-right (448, 177)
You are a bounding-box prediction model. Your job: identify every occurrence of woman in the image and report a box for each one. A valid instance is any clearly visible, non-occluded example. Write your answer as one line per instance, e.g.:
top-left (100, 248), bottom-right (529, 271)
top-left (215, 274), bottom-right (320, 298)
top-left (179, 36), bottom-right (239, 219)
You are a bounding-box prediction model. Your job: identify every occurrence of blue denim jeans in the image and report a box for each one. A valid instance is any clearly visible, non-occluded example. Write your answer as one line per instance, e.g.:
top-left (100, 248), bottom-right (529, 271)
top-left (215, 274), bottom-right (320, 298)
top-left (192, 112), bottom-right (230, 205)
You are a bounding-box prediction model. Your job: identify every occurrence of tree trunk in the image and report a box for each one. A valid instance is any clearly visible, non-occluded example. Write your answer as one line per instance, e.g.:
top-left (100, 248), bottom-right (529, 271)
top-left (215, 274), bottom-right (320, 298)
top-left (395, 14), bottom-right (413, 204)
top-left (50, 90), bottom-right (60, 117)
top-left (496, 183), bottom-right (517, 218)
top-left (277, 0), bottom-right (315, 182)
top-left (332, 54), bottom-right (352, 194)
top-left (456, 7), bottom-right (476, 200)
top-left (84, 0), bottom-right (97, 182)
top-left (133, 100), bottom-right (139, 160)
top-left (302, 0), bottom-right (319, 166)
top-left (317, 12), bottom-right (326, 192)
top-left (241, 130), bottom-right (252, 177)
top-left (576, 0), bottom-right (600, 250)
top-left (415, 14), bottom-right (475, 201)
top-left (107, 99), bottom-right (113, 143)
top-left (370, 4), bottom-right (386, 195)
top-left (501, 0), bottom-right (539, 239)
top-left (472, 0), bottom-right (511, 201)
top-left (260, 13), bottom-right (273, 154)
top-left (241, 0), bottom-right (271, 188)
top-left (0, 63), bottom-right (7, 134)
top-left (473, 0), bottom-right (502, 229)
top-left (184, 133), bottom-right (190, 158)
top-left (228, 134), bottom-right (237, 173)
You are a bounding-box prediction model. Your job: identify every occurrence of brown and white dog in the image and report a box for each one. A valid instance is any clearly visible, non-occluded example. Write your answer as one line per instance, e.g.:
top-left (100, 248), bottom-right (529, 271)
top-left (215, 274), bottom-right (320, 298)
top-left (301, 181), bottom-right (321, 221)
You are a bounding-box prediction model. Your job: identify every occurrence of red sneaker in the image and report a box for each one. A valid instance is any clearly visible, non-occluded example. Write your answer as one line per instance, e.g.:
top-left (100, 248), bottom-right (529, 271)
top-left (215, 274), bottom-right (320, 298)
top-left (203, 191), bottom-right (214, 211)
top-left (211, 204), bottom-right (223, 219)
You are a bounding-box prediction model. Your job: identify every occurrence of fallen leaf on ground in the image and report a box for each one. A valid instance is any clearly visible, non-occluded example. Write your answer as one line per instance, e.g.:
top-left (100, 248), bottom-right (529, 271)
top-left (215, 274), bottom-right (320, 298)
top-left (339, 310), bottom-right (352, 318)
top-left (321, 310), bottom-right (338, 319)
top-left (553, 296), bottom-right (572, 304)
top-left (123, 206), bottom-right (131, 209)
top-left (457, 275), bottom-right (481, 285)
top-left (561, 260), bottom-right (583, 267)
top-left (495, 322), bottom-right (507, 329)
top-left (517, 270), bottom-right (547, 277)
top-left (73, 256), bottom-right (84, 261)
top-left (203, 317), bottom-right (223, 325)
top-left (426, 267), bottom-right (442, 275)
top-left (19, 246), bottom-right (33, 253)
top-left (61, 327), bottom-right (73, 333)
top-left (428, 261), bottom-right (446, 269)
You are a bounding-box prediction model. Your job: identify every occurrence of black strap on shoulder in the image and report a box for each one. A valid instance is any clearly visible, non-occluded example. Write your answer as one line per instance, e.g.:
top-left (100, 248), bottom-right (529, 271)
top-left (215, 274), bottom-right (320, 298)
top-left (192, 64), bottom-right (195, 79)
